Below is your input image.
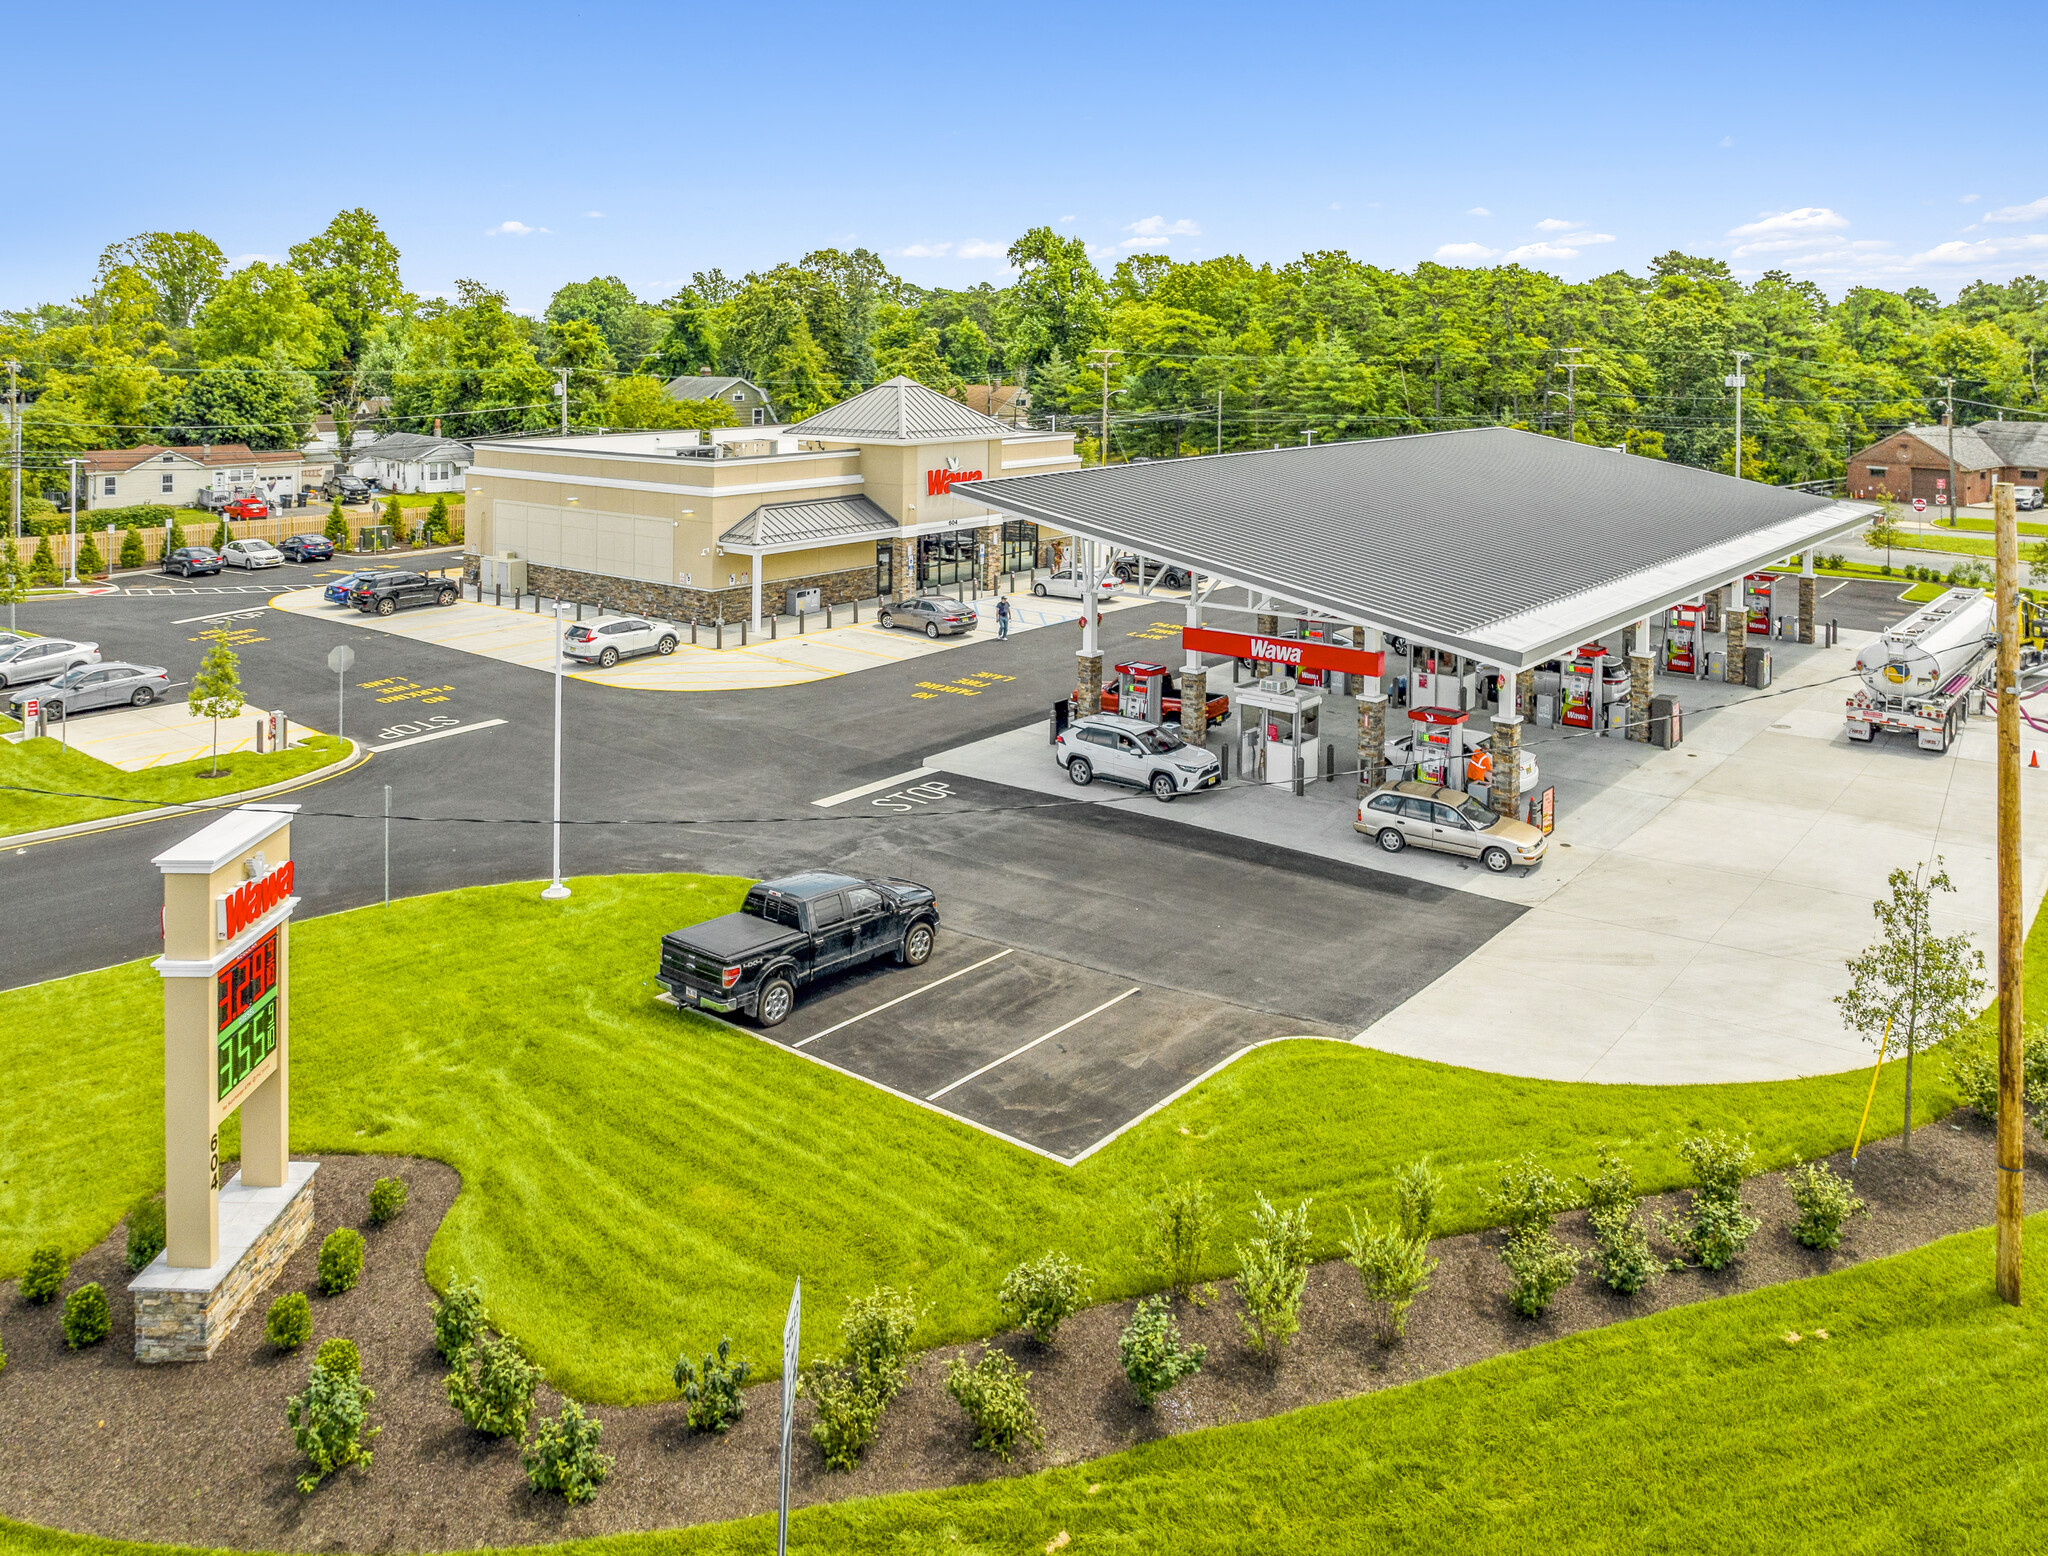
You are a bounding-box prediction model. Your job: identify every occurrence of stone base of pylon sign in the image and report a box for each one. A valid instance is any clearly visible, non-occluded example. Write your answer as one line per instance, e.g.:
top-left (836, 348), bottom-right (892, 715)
top-left (131, 1162), bottom-right (317, 1363)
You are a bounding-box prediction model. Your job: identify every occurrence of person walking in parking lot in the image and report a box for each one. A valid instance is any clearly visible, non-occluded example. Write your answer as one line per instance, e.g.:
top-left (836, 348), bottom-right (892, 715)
top-left (996, 595), bottom-right (1011, 640)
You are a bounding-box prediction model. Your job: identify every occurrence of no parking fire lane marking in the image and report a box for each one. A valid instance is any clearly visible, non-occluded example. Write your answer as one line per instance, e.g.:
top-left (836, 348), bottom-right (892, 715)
top-left (911, 669), bottom-right (1016, 700)
top-left (359, 675), bottom-right (453, 706)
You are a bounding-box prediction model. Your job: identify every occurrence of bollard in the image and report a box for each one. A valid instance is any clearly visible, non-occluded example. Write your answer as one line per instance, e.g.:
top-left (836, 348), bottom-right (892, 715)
top-left (852, 599), bottom-right (860, 623)
top-left (690, 619), bottom-right (698, 645)
top-left (495, 584), bottom-right (502, 608)
top-left (1293, 753), bottom-right (1304, 797)
top-left (715, 616), bottom-right (724, 650)
top-left (769, 614), bottom-right (777, 640)
top-left (799, 609), bottom-right (806, 635)
top-left (826, 602), bottom-right (834, 629)
top-left (741, 619), bottom-right (749, 646)
top-left (577, 601), bottom-right (583, 622)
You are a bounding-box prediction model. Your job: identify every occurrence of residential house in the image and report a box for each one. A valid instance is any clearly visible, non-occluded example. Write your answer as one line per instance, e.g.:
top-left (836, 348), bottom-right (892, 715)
top-left (79, 443), bottom-right (304, 513)
top-left (663, 371), bottom-right (777, 426)
top-left (301, 414), bottom-right (380, 489)
top-left (352, 431), bottom-right (473, 493)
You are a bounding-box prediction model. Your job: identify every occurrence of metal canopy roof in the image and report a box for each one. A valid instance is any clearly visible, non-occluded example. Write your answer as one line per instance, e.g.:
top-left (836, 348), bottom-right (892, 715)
top-left (719, 493), bottom-right (897, 552)
top-left (782, 375), bottom-right (1016, 445)
top-left (953, 427), bottom-right (1876, 669)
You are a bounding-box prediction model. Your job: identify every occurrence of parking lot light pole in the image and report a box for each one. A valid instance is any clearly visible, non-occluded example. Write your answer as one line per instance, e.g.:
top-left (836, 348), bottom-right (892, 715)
top-left (542, 600), bottom-right (571, 901)
top-left (64, 458), bottom-right (84, 583)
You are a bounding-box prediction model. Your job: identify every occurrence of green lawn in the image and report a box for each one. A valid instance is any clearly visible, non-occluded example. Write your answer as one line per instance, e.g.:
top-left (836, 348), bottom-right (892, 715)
top-left (2, 873), bottom-right (1993, 1407)
top-left (0, 732), bottom-right (350, 837)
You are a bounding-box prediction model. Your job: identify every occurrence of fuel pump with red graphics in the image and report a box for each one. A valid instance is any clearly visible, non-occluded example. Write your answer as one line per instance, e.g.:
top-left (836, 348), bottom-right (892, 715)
top-left (1562, 643), bottom-right (1607, 730)
top-left (1665, 604), bottom-right (1705, 674)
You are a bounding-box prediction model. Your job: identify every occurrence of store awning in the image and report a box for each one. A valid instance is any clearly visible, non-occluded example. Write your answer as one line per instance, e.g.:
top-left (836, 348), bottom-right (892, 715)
top-left (953, 427), bottom-right (1875, 669)
top-left (719, 494), bottom-right (899, 554)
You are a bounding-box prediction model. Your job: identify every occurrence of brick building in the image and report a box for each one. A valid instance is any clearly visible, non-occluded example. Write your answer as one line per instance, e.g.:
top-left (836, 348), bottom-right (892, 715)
top-left (1847, 420), bottom-right (2048, 507)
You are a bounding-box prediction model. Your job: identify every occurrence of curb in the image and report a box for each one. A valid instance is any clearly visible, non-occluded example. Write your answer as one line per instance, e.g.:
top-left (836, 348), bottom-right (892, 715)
top-left (3, 738), bottom-right (370, 848)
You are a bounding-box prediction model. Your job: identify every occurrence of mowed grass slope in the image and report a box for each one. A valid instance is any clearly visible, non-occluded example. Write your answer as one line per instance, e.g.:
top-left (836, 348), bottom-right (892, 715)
top-left (0, 873), bottom-right (1986, 1404)
top-left (0, 731), bottom-right (349, 835)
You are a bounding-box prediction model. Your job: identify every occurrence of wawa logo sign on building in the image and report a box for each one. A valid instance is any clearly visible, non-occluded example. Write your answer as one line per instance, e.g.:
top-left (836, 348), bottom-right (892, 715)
top-left (925, 456), bottom-right (983, 498)
top-left (216, 854), bottom-right (296, 941)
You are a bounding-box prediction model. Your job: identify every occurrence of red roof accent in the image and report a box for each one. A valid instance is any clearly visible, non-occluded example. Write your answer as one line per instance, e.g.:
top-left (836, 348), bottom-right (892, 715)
top-left (77, 443), bottom-right (302, 472)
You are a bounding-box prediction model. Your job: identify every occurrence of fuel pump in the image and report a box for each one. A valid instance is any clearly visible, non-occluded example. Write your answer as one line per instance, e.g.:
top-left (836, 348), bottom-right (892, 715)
top-left (1562, 644), bottom-right (1606, 729)
top-left (1665, 604), bottom-right (1705, 675)
top-left (1102, 661), bottom-right (1168, 723)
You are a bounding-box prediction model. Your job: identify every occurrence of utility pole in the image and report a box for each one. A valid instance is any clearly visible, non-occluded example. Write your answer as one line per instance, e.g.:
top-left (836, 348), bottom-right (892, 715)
top-left (1087, 348), bottom-right (1120, 466)
top-left (6, 357), bottom-right (19, 541)
top-left (556, 366), bottom-right (570, 436)
top-left (1216, 387), bottom-right (1223, 455)
top-left (1560, 346), bottom-right (1584, 444)
top-left (1724, 351), bottom-right (1752, 480)
top-left (1938, 376), bottom-right (1958, 526)
top-left (64, 457), bottom-right (84, 583)
top-left (1994, 477), bottom-right (2024, 1306)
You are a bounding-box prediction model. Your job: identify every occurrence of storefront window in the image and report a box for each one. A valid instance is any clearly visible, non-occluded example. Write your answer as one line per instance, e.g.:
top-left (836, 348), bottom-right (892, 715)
top-left (918, 533), bottom-right (973, 589)
top-left (875, 541), bottom-right (892, 598)
top-left (1001, 520), bottom-right (1039, 572)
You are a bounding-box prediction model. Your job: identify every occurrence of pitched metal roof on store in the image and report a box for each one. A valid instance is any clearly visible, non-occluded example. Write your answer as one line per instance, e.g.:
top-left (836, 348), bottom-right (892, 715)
top-left (781, 375), bottom-right (1016, 444)
top-left (719, 493), bottom-right (899, 551)
top-left (953, 427), bottom-right (1876, 669)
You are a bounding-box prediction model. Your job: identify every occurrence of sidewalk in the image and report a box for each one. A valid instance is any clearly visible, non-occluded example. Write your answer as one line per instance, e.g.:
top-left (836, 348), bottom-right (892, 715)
top-left (270, 583), bottom-right (1163, 692)
top-left (4, 701), bottom-right (323, 770)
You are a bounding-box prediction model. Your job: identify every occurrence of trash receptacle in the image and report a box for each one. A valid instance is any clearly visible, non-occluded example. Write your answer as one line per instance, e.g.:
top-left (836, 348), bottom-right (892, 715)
top-left (1745, 650), bottom-right (1772, 689)
top-left (1649, 694), bottom-right (1682, 748)
top-left (785, 586), bottom-right (822, 615)
top-left (1050, 698), bottom-right (1071, 744)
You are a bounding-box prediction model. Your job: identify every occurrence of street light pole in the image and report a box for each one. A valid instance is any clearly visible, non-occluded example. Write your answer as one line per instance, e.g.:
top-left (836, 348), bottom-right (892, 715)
top-left (63, 457), bottom-right (84, 583)
top-left (542, 600), bottom-right (571, 901)
top-left (6, 357), bottom-right (20, 541)
top-left (1725, 351), bottom-right (1752, 480)
top-left (556, 366), bottom-right (570, 437)
top-left (1938, 376), bottom-right (1958, 526)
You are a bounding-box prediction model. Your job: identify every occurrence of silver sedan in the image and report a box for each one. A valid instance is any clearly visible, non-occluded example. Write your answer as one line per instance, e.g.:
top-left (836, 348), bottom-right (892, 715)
top-left (9, 661), bottom-right (170, 719)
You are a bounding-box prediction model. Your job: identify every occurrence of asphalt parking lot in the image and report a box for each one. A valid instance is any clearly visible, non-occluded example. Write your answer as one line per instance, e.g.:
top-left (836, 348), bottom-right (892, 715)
top-left (674, 928), bottom-right (1340, 1161)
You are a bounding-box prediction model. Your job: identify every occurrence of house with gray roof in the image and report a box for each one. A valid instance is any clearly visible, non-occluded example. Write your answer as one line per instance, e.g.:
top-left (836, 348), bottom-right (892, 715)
top-left (1849, 420), bottom-right (2048, 508)
top-left (664, 372), bottom-right (777, 426)
top-left (352, 432), bottom-right (474, 494)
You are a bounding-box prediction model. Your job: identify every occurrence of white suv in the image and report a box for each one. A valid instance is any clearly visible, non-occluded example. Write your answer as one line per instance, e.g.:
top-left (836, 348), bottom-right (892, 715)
top-left (563, 615), bottom-right (680, 666)
top-left (1054, 713), bottom-right (1221, 801)
top-left (2017, 486), bottom-right (2044, 512)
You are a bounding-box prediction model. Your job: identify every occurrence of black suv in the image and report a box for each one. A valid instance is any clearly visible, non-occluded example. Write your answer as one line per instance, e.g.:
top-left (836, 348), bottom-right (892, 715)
top-left (322, 473), bottom-right (376, 504)
top-left (655, 872), bottom-right (939, 1027)
top-left (350, 570), bottom-right (457, 615)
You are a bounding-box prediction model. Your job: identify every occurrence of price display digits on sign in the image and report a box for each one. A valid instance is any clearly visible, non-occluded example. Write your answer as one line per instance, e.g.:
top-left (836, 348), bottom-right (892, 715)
top-left (216, 929), bottom-right (280, 1101)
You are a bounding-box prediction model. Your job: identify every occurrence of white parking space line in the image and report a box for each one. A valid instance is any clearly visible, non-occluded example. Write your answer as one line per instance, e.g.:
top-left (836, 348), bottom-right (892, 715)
top-left (367, 719), bottom-right (507, 752)
top-left (812, 768), bottom-right (938, 808)
top-left (925, 987), bottom-right (1142, 1101)
top-left (790, 948), bottom-right (1014, 1050)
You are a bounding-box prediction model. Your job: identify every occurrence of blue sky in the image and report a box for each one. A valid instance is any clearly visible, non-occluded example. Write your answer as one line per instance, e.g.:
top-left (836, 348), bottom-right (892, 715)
top-left (9, 0), bottom-right (2046, 313)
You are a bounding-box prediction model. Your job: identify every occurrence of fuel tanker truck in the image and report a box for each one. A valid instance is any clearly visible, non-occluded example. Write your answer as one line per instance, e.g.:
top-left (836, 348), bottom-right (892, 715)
top-left (1844, 587), bottom-right (2044, 750)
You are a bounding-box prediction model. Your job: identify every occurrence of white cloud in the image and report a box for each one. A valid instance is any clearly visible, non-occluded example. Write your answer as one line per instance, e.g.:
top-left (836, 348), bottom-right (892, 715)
top-left (1959, 194), bottom-right (1980, 205)
top-left (1719, 135), bottom-right (1735, 147)
top-left (488, 220), bottom-right (544, 236)
top-left (1059, 214), bottom-right (1076, 223)
top-left (1502, 241), bottom-right (1586, 262)
top-left (1329, 202), bottom-right (1341, 211)
top-left (1434, 242), bottom-right (1499, 261)
top-left (1908, 234), bottom-right (2048, 265)
top-left (1986, 195), bottom-right (2048, 224)
top-left (1467, 206), bottom-right (1491, 217)
top-left (899, 242), bottom-right (952, 257)
top-left (1121, 216), bottom-right (1200, 249)
top-left (1732, 235), bottom-right (1889, 259)
top-left (1726, 207), bottom-right (1849, 239)
top-left (583, 210), bottom-right (605, 219)
top-left (957, 239), bottom-right (1006, 259)
top-left (227, 252), bottom-right (281, 269)
top-left (1535, 217), bottom-right (1580, 232)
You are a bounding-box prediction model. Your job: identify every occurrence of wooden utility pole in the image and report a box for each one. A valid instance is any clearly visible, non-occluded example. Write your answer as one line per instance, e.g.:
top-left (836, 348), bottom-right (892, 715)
top-left (1995, 477), bottom-right (2024, 1306)
top-left (1088, 348), bottom-right (1120, 466)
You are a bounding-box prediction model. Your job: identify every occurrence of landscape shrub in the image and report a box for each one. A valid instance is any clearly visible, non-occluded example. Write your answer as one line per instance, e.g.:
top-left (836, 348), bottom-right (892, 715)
top-left (0, 1328), bottom-right (8, 1376)
top-left (317, 1228), bottom-right (365, 1294)
top-left (842, 1284), bottom-right (924, 1405)
top-left (266, 1291), bottom-right (314, 1351)
top-left (1144, 1177), bottom-right (1219, 1301)
top-left (1394, 1155), bottom-right (1443, 1244)
top-left (21, 1245), bottom-right (68, 1303)
top-left (287, 1361), bottom-right (378, 1493)
top-left (1117, 1295), bottom-right (1206, 1405)
top-left (117, 526), bottom-right (145, 570)
top-left (1341, 1207), bottom-right (1436, 1345)
top-left (797, 1359), bottom-right (883, 1471)
top-left (28, 534), bottom-right (60, 586)
top-left (944, 1347), bottom-right (1044, 1461)
top-left (523, 1399), bottom-right (614, 1504)
top-left (998, 1252), bottom-right (1094, 1346)
top-left (1947, 1030), bottom-right (2048, 1117)
top-left (432, 1275), bottom-right (488, 1359)
top-left (62, 1282), bottom-right (111, 1348)
top-left (672, 1336), bottom-right (751, 1433)
top-left (1233, 1193), bottom-right (1313, 1357)
top-left (367, 1176), bottom-right (408, 1223)
top-left (1786, 1158), bottom-right (1867, 1251)
top-left (1578, 1147), bottom-right (1660, 1296)
top-left (323, 501), bottom-right (348, 545)
top-left (1489, 1154), bottom-right (1575, 1238)
top-left (1500, 1228), bottom-right (1580, 1317)
top-left (165, 515), bottom-right (186, 551)
top-left (75, 532), bottom-right (103, 577)
top-left (316, 1337), bottom-right (361, 1379)
top-left (125, 1198), bottom-right (166, 1272)
top-left (445, 1333), bottom-right (543, 1438)
top-left (210, 517), bottom-right (231, 550)
top-left (1660, 1130), bottom-right (1761, 1270)
top-left (425, 494), bottom-right (451, 545)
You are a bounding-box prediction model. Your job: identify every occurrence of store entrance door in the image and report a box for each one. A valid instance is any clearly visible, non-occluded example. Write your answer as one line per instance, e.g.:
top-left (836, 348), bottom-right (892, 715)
top-left (875, 541), bottom-right (893, 599)
top-left (918, 533), bottom-right (973, 590)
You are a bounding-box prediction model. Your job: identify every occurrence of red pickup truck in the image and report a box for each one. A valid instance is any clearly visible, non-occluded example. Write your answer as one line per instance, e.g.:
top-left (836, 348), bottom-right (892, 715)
top-left (1078, 660), bottom-right (1232, 724)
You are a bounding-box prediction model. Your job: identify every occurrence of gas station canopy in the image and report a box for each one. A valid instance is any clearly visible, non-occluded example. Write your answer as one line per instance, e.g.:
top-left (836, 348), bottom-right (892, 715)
top-left (954, 428), bottom-right (1875, 670)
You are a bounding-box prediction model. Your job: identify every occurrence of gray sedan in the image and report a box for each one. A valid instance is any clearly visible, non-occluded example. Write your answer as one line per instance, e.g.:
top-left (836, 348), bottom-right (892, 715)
top-left (877, 595), bottom-right (978, 637)
top-left (10, 661), bottom-right (169, 719)
top-left (0, 636), bottom-right (100, 688)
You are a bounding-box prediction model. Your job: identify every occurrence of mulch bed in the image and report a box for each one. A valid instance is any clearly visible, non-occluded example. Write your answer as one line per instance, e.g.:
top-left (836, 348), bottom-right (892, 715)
top-left (4, 1120), bottom-right (2043, 1552)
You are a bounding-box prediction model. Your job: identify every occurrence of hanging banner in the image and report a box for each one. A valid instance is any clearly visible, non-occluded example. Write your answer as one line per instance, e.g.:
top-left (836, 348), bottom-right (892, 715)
top-left (1182, 626), bottom-right (1383, 676)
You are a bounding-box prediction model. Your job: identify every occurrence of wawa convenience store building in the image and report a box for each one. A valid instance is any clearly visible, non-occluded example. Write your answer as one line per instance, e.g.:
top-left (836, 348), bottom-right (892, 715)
top-left (463, 376), bottom-right (1078, 626)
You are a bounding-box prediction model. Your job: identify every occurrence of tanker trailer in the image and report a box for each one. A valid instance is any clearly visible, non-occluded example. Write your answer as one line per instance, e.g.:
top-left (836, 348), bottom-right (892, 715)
top-left (1845, 588), bottom-right (1995, 751)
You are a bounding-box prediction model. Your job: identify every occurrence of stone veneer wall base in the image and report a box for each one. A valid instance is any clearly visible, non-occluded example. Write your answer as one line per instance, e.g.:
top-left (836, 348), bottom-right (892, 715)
top-left (131, 1162), bottom-right (317, 1363)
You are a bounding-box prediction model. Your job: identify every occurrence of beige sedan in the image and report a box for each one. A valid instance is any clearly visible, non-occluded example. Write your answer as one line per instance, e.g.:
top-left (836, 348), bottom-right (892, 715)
top-left (1355, 779), bottom-right (1547, 873)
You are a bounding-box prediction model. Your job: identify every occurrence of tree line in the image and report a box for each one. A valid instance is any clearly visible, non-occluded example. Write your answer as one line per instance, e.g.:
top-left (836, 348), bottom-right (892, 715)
top-left (4, 209), bottom-right (2044, 515)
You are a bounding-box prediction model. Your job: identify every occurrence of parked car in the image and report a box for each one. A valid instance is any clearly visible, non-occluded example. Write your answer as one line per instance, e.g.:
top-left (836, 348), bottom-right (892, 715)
top-left (162, 546), bottom-right (223, 578)
top-left (323, 570), bottom-right (376, 605)
top-left (1108, 555), bottom-right (1193, 589)
top-left (8, 661), bottom-right (168, 719)
top-left (2018, 486), bottom-right (2045, 512)
top-left (563, 615), bottom-right (679, 666)
top-left (1054, 713), bottom-right (1223, 802)
top-left (221, 538), bottom-right (283, 569)
top-left (655, 871), bottom-right (940, 1027)
top-left (220, 496), bottom-right (270, 521)
top-left (1033, 568), bottom-right (1120, 601)
top-left (0, 636), bottom-right (101, 688)
top-left (350, 570), bottom-right (457, 615)
top-left (877, 595), bottom-right (978, 637)
top-left (279, 534), bottom-right (335, 563)
top-left (1354, 779), bottom-right (1548, 873)
top-left (321, 473), bottom-right (377, 504)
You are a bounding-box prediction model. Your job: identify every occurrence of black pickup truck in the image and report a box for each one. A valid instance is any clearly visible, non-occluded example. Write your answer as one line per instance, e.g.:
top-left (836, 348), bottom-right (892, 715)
top-left (656, 872), bottom-right (940, 1027)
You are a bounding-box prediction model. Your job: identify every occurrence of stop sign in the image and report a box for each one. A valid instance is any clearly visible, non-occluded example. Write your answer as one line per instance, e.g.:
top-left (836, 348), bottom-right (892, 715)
top-left (1913, 497), bottom-right (1927, 513)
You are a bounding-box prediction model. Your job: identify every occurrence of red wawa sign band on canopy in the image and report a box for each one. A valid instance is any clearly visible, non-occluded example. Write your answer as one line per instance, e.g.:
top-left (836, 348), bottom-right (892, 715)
top-left (1181, 626), bottom-right (1384, 676)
